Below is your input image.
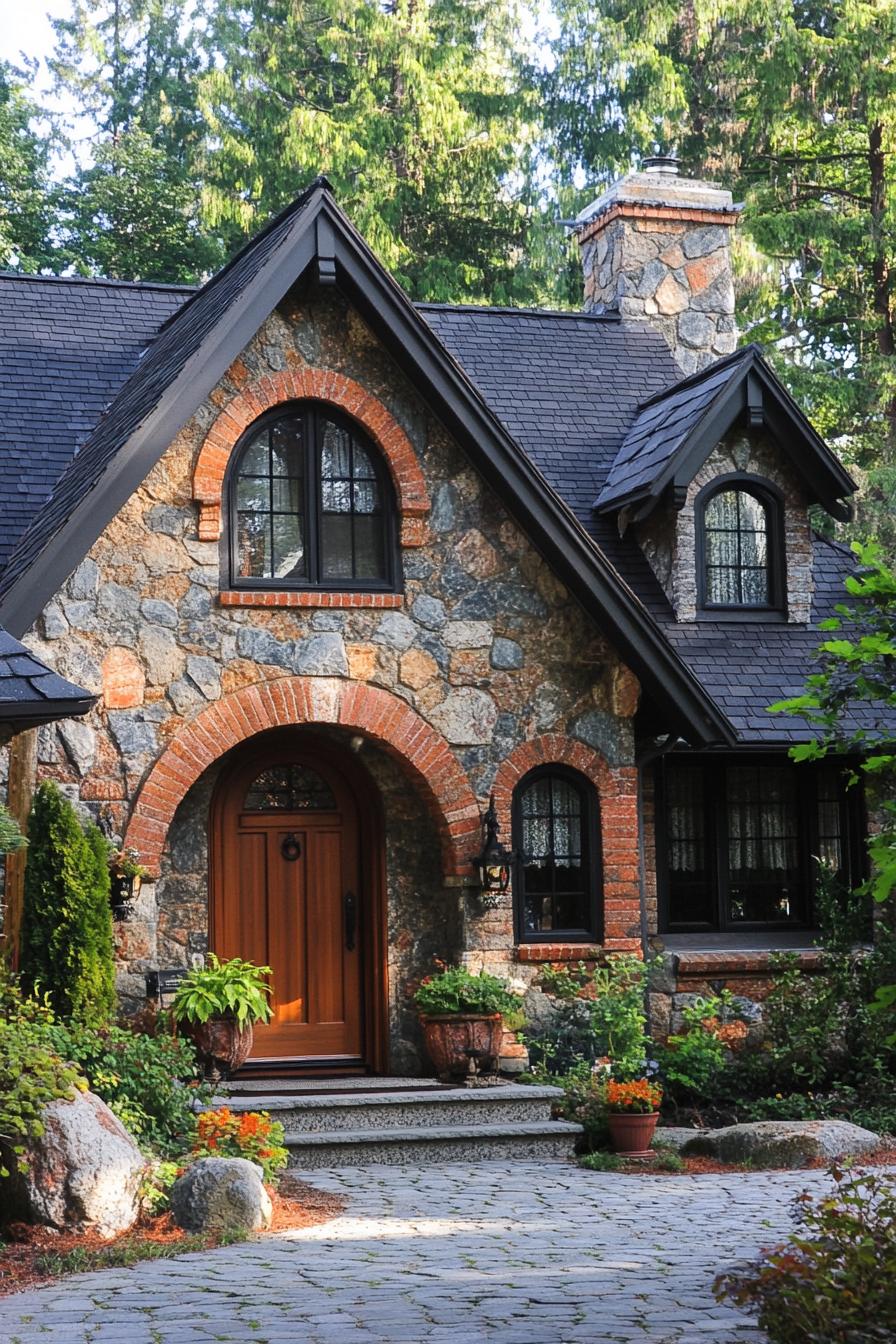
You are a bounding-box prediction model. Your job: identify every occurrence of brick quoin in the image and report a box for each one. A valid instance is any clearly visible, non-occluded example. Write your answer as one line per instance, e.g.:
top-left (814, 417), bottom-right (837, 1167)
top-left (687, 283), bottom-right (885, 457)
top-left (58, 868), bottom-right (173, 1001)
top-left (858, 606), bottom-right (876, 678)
top-left (124, 677), bottom-right (480, 881)
top-left (192, 367), bottom-right (430, 547)
top-left (492, 733), bottom-right (641, 956)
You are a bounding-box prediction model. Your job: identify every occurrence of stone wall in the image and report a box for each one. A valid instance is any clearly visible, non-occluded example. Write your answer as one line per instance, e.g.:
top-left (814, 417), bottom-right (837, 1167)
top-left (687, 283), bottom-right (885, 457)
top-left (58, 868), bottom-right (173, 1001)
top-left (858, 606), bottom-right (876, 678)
top-left (575, 171), bottom-right (739, 375)
top-left (9, 285), bottom-right (643, 1061)
top-left (636, 429), bottom-right (814, 624)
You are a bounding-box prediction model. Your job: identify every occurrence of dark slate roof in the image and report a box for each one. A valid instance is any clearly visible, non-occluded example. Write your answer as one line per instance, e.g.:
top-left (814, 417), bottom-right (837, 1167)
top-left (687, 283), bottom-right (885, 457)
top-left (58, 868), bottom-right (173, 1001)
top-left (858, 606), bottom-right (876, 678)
top-left (420, 306), bottom-right (862, 745)
top-left (0, 273), bottom-right (190, 568)
top-left (0, 624), bottom-right (94, 725)
top-left (596, 346), bottom-right (753, 509)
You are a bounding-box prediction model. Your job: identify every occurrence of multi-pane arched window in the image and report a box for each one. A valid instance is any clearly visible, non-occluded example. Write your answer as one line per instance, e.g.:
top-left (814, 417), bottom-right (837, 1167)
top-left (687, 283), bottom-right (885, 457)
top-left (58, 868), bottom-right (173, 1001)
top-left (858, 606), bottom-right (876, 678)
top-left (512, 766), bottom-right (602, 942)
top-left (228, 404), bottom-right (398, 590)
top-left (698, 480), bottom-right (782, 610)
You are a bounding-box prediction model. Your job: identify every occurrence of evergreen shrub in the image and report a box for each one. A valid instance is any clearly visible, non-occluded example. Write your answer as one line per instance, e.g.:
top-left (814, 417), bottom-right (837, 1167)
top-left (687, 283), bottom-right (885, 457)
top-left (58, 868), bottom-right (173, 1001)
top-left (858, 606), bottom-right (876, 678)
top-left (19, 782), bottom-right (115, 1027)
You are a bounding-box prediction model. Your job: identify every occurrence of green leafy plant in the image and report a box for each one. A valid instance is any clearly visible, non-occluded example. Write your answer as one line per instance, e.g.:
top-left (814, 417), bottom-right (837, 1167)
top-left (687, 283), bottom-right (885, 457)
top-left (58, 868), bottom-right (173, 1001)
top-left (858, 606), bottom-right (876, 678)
top-left (47, 1016), bottom-right (209, 1158)
top-left (107, 846), bottom-right (150, 880)
top-left (579, 1150), bottom-right (622, 1172)
top-left (139, 1158), bottom-right (182, 1216)
top-left (0, 974), bottom-right (85, 1178)
top-left (0, 804), bottom-right (25, 855)
top-left (171, 955), bottom-right (273, 1029)
top-left (659, 994), bottom-right (746, 1102)
top-left (413, 966), bottom-right (517, 1017)
top-left (192, 1107), bottom-right (288, 1185)
top-left (19, 782), bottom-right (115, 1028)
top-left (525, 955), bottom-right (650, 1079)
top-left (715, 1166), bottom-right (896, 1343)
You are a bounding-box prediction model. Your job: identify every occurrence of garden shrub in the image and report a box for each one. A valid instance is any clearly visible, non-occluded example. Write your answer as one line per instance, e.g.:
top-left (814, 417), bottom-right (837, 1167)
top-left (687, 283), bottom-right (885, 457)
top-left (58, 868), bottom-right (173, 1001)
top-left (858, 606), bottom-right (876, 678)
top-left (715, 1166), bottom-right (896, 1343)
top-left (658, 992), bottom-right (754, 1106)
top-left (0, 803), bottom-right (26, 856)
top-left (192, 1107), bottom-right (288, 1184)
top-left (0, 973), bottom-right (84, 1179)
top-left (19, 782), bottom-right (115, 1027)
top-left (47, 1017), bottom-right (208, 1158)
top-left (525, 955), bottom-right (651, 1079)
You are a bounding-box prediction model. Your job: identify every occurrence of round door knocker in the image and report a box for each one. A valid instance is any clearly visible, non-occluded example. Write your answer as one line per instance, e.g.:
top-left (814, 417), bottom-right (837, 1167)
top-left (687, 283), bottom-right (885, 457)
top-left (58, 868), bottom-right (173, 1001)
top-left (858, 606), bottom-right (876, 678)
top-left (281, 833), bottom-right (302, 862)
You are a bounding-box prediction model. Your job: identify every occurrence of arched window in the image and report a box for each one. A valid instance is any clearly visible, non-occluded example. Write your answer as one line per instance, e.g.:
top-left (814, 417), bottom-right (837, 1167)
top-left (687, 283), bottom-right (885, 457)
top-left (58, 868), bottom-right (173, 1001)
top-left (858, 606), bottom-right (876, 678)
top-left (512, 767), bottom-right (602, 942)
top-left (228, 404), bottom-right (398, 590)
top-left (698, 480), bottom-right (782, 610)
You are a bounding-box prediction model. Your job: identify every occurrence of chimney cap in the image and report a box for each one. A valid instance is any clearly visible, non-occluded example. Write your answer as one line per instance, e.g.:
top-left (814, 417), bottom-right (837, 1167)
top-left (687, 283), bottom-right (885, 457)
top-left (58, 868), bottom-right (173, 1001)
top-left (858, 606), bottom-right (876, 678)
top-left (642, 155), bottom-right (680, 176)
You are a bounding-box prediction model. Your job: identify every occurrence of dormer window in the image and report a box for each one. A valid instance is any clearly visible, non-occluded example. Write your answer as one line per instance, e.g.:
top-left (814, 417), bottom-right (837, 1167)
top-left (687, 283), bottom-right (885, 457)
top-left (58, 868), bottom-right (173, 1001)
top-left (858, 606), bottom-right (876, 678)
top-left (698, 478), bottom-right (783, 613)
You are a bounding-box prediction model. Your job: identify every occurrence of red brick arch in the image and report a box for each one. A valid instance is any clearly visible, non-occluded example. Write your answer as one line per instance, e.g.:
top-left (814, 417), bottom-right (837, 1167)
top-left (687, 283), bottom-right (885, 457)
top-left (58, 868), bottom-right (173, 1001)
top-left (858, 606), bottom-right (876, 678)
top-left (124, 677), bottom-right (480, 880)
top-left (192, 366), bottom-right (430, 546)
top-left (492, 733), bottom-right (641, 952)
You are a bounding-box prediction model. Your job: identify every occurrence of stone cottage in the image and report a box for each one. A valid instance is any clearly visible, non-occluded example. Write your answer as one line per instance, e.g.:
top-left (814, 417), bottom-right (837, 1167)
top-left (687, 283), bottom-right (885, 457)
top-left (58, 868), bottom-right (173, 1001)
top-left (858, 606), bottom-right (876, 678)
top-left (0, 162), bottom-right (869, 1073)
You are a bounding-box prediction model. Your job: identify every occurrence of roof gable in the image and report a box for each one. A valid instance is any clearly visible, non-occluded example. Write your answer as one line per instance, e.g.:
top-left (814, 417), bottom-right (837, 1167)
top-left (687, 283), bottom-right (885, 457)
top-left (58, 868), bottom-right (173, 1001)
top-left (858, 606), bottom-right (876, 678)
top-left (0, 625), bottom-right (94, 727)
top-left (595, 344), bottom-right (857, 520)
top-left (0, 181), bottom-right (732, 747)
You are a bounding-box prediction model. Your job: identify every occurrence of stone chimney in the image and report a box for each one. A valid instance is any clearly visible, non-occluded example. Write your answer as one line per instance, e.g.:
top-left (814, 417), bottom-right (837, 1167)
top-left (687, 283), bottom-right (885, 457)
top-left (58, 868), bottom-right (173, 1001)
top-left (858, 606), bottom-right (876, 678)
top-left (574, 158), bottom-right (740, 375)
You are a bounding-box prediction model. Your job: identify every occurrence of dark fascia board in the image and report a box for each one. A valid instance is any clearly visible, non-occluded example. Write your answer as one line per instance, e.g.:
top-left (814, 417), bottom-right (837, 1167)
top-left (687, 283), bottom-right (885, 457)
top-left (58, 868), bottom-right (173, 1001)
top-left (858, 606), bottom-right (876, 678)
top-left (325, 201), bottom-right (735, 746)
top-left (0, 696), bottom-right (96, 725)
top-left (0, 206), bottom-right (322, 638)
top-left (601, 347), bottom-right (856, 522)
top-left (0, 186), bottom-right (734, 747)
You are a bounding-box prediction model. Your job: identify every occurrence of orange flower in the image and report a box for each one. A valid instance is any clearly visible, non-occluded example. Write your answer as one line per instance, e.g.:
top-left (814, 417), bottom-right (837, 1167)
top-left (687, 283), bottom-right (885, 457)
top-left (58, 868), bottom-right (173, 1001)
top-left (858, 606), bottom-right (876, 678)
top-left (606, 1078), bottom-right (662, 1113)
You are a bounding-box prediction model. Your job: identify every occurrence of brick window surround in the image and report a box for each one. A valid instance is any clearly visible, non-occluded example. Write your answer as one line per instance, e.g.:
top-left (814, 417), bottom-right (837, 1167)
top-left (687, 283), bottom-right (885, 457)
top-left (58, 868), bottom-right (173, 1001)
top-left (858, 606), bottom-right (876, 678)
top-left (124, 676), bottom-right (480, 881)
top-left (192, 366), bottom-right (431, 556)
top-left (491, 734), bottom-right (641, 956)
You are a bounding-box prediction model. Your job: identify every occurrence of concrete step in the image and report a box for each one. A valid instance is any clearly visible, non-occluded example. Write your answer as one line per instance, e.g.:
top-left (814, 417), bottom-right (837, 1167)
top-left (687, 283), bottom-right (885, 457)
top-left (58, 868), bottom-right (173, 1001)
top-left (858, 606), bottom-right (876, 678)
top-left (283, 1120), bottom-right (583, 1168)
top-left (218, 1083), bottom-right (564, 1135)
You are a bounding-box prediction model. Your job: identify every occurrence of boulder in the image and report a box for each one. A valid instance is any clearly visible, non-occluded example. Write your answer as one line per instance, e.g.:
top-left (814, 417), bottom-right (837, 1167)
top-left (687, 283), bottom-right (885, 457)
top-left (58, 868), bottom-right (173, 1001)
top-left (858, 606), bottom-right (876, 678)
top-left (680, 1119), bottom-right (881, 1168)
top-left (170, 1158), bottom-right (273, 1235)
top-left (13, 1089), bottom-right (143, 1238)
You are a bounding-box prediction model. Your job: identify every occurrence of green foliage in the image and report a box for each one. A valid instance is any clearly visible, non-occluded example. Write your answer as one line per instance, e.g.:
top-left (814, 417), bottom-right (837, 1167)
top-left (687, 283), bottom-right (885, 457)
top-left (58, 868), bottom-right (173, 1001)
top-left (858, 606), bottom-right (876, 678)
top-left (739, 1087), bottom-right (896, 1139)
top-left (0, 60), bottom-right (57, 273)
top-left (19, 783), bottom-right (116, 1029)
top-left (414, 965), bottom-right (518, 1017)
top-left (651, 1147), bottom-right (685, 1173)
top-left (138, 1157), bottom-right (181, 1216)
top-left (552, 1065), bottom-right (610, 1152)
top-left (47, 1016), bottom-right (208, 1158)
top-left (171, 954), bottom-right (273, 1029)
top-left (0, 974), bottom-right (84, 1179)
top-left (579, 1149), bottom-right (621, 1173)
top-left (0, 804), bottom-right (26, 856)
top-left (715, 1166), bottom-right (896, 1343)
top-left (525, 956), bottom-right (650, 1080)
top-left (659, 997), bottom-right (733, 1101)
top-left (34, 1228), bottom-right (247, 1279)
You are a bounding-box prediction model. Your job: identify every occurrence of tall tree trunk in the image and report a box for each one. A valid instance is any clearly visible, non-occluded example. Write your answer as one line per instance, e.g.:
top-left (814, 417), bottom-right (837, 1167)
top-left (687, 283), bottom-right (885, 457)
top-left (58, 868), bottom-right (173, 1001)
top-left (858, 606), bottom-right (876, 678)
top-left (868, 120), bottom-right (896, 449)
top-left (2, 728), bottom-right (37, 972)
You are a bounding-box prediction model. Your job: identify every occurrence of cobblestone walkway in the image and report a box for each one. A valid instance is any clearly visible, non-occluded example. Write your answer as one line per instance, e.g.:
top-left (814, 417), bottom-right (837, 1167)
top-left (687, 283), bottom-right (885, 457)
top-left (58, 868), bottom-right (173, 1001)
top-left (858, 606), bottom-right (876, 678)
top-left (1, 1161), bottom-right (830, 1343)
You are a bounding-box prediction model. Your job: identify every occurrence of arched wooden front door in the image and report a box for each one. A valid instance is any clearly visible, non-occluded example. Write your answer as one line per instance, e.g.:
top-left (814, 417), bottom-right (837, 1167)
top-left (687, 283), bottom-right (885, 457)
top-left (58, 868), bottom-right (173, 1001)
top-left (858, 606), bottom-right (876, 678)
top-left (210, 736), bottom-right (379, 1068)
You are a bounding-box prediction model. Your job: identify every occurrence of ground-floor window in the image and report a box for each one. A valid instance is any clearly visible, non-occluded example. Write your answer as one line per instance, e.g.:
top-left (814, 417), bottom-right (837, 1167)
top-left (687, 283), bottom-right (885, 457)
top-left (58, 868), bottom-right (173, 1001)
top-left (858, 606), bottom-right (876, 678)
top-left (656, 755), bottom-right (865, 932)
top-left (512, 765), bottom-right (603, 942)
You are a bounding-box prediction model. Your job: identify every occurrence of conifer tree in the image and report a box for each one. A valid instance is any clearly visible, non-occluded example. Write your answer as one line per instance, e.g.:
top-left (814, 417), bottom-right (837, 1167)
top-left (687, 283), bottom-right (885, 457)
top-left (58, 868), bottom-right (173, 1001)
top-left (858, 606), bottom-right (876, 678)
top-left (0, 61), bottom-right (57, 272)
top-left (19, 782), bottom-right (115, 1027)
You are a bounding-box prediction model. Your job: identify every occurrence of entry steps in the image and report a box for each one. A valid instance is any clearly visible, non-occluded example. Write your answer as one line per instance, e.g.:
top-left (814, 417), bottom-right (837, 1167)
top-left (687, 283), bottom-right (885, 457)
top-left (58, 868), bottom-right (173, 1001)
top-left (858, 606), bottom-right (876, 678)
top-left (217, 1077), bottom-right (582, 1168)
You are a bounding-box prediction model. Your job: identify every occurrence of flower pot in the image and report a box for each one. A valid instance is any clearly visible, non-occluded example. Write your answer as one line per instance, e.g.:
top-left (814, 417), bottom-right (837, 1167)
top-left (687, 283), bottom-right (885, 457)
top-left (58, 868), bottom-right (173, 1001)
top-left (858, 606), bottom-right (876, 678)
top-left (419, 1013), bottom-right (504, 1080)
top-left (607, 1111), bottom-right (661, 1158)
top-left (182, 1016), bottom-right (254, 1083)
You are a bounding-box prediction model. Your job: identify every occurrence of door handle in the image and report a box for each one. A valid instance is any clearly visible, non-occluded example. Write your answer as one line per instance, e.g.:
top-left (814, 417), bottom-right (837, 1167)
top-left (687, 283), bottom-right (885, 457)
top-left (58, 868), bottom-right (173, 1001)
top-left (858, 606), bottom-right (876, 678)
top-left (344, 890), bottom-right (357, 951)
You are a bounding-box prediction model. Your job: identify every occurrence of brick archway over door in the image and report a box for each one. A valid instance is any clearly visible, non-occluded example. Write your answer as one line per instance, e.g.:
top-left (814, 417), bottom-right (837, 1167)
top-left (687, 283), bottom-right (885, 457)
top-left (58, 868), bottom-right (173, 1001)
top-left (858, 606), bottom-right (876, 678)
top-left (492, 734), bottom-right (641, 952)
top-left (192, 367), bottom-right (430, 546)
top-left (124, 677), bottom-right (480, 880)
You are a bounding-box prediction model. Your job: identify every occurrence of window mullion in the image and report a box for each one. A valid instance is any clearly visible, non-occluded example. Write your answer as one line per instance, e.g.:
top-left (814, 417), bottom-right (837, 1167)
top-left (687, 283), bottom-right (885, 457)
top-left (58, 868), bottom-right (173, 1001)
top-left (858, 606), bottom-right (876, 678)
top-left (714, 764), bottom-right (730, 931)
top-left (307, 409), bottom-right (319, 584)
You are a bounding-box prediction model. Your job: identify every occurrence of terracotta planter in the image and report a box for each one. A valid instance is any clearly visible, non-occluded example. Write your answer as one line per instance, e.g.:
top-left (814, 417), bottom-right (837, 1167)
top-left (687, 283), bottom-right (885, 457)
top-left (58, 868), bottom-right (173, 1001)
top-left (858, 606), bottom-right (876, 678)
top-left (420, 1013), bottom-right (504, 1080)
top-left (182, 1016), bottom-right (254, 1083)
top-left (607, 1110), bottom-right (660, 1157)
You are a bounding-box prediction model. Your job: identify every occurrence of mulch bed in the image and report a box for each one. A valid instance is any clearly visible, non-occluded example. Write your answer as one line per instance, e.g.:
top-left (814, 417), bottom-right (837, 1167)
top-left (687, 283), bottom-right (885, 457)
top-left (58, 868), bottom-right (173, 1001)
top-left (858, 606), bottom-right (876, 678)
top-left (598, 1142), bottom-right (896, 1176)
top-left (0, 1177), bottom-right (346, 1298)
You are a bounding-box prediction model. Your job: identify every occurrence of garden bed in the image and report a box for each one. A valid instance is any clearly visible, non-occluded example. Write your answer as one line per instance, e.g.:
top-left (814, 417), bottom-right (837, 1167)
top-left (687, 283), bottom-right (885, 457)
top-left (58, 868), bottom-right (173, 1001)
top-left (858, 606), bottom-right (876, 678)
top-left (580, 1143), bottom-right (896, 1176)
top-left (0, 1176), bottom-right (345, 1297)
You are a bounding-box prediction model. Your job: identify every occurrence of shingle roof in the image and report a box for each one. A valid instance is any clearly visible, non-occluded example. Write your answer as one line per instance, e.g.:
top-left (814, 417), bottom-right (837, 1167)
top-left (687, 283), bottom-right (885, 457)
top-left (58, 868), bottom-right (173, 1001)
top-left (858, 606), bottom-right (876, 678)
top-left (0, 624), bottom-right (94, 725)
top-left (0, 273), bottom-right (190, 569)
top-left (421, 306), bottom-right (863, 745)
top-left (596, 346), bottom-right (753, 510)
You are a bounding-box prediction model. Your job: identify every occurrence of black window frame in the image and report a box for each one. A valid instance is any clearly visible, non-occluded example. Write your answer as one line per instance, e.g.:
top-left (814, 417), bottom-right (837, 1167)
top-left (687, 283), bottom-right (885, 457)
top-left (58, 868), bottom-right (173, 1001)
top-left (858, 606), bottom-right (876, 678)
top-left (225, 401), bottom-right (401, 593)
top-left (511, 764), bottom-right (603, 944)
top-left (696, 474), bottom-right (786, 618)
top-left (655, 753), bottom-right (867, 934)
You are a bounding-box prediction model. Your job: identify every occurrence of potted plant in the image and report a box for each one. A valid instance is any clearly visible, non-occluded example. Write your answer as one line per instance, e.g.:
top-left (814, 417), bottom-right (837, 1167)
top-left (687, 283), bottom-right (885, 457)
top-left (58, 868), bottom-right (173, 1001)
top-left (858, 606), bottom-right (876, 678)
top-left (606, 1078), bottom-right (663, 1156)
top-left (414, 966), bottom-right (518, 1080)
top-left (171, 955), bottom-right (273, 1082)
top-left (107, 846), bottom-right (150, 920)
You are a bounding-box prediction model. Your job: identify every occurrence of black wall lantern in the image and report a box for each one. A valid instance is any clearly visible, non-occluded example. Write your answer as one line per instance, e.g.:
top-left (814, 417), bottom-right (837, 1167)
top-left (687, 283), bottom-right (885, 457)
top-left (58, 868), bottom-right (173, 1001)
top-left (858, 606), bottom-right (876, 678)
top-left (470, 794), bottom-right (513, 908)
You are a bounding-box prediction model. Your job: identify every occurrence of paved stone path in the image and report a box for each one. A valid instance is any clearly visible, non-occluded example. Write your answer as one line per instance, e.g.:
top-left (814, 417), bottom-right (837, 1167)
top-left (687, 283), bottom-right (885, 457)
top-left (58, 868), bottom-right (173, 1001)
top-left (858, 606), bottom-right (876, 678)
top-left (1, 1160), bottom-right (833, 1343)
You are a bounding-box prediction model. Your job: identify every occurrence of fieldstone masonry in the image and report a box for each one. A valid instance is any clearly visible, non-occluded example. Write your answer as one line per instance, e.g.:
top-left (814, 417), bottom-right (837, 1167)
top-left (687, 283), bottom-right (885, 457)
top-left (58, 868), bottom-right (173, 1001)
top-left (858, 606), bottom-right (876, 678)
top-left (637, 429), bottom-right (815, 623)
top-left (9, 285), bottom-right (643, 1065)
top-left (576, 167), bottom-right (740, 375)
